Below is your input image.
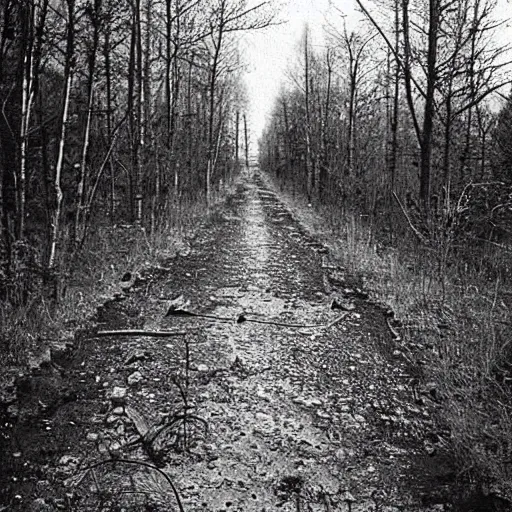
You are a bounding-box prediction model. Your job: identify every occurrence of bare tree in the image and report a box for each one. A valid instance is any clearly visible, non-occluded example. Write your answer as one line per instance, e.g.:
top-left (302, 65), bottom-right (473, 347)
top-left (47, 0), bottom-right (76, 274)
top-left (204, 0), bottom-right (274, 204)
top-left (74, 0), bottom-right (102, 246)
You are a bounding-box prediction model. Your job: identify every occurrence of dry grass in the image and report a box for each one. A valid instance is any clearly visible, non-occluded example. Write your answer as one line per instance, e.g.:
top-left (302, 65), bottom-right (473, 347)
top-left (265, 174), bottom-right (512, 501)
top-left (0, 223), bottom-right (178, 366)
top-left (0, 299), bottom-right (54, 365)
top-left (1, 176), bottom-right (241, 367)
top-left (56, 188), bottom-right (232, 327)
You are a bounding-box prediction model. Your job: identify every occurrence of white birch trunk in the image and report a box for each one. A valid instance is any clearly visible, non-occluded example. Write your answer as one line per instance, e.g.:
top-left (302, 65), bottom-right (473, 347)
top-left (48, 66), bottom-right (73, 269)
top-left (74, 85), bottom-right (94, 244)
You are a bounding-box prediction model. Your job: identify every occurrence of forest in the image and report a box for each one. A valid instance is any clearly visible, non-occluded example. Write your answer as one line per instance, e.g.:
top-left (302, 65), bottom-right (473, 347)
top-left (2, 0), bottom-right (512, 508)
top-left (0, 0), bottom-right (271, 348)
top-left (259, 0), bottom-right (512, 502)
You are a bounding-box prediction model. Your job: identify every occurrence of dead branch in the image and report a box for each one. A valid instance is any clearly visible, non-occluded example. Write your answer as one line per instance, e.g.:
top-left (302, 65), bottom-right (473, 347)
top-left (386, 317), bottom-right (401, 341)
top-left (471, 237), bottom-right (512, 253)
top-left (96, 330), bottom-right (190, 338)
top-left (326, 313), bottom-right (349, 328)
top-left (392, 191), bottom-right (428, 245)
top-left (165, 306), bottom-right (350, 329)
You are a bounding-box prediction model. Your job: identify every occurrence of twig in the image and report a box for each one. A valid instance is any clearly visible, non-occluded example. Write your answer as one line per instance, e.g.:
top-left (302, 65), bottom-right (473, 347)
top-left (96, 330), bottom-right (189, 338)
top-left (392, 191), bottom-right (428, 245)
top-left (386, 317), bottom-right (401, 341)
top-left (91, 469), bottom-right (101, 495)
top-left (471, 237), bottom-right (512, 253)
top-left (489, 275), bottom-right (500, 324)
top-left (76, 459), bottom-right (184, 512)
top-left (325, 313), bottom-right (349, 328)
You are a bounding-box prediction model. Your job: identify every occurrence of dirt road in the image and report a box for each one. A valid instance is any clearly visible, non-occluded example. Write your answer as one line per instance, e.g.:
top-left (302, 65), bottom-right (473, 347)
top-left (1, 169), bottom-right (452, 511)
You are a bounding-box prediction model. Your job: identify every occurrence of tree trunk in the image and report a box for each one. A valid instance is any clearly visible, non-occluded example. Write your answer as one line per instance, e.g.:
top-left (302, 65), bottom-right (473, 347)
top-left (401, 0), bottom-right (421, 143)
top-left (235, 110), bottom-right (239, 166)
top-left (165, 0), bottom-right (172, 145)
top-left (389, 0), bottom-right (400, 194)
top-left (244, 113), bottom-right (249, 167)
top-left (37, 90), bottom-right (51, 264)
top-left (282, 99), bottom-right (292, 185)
top-left (135, 0), bottom-right (144, 225)
top-left (207, 21), bottom-right (223, 205)
top-left (442, 87), bottom-right (453, 210)
top-left (320, 51), bottom-right (332, 200)
top-left (18, 0), bottom-right (48, 241)
top-left (74, 0), bottom-right (101, 246)
top-left (127, 4), bottom-right (137, 220)
top-left (48, 0), bottom-right (75, 274)
top-left (18, 1), bottom-right (34, 241)
top-left (104, 13), bottom-right (116, 221)
top-left (187, 54), bottom-right (193, 178)
top-left (304, 28), bottom-right (313, 200)
top-left (347, 72), bottom-right (356, 177)
top-left (419, 0), bottom-right (439, 213)
top-left (459, 2), bottom-right (478, 184)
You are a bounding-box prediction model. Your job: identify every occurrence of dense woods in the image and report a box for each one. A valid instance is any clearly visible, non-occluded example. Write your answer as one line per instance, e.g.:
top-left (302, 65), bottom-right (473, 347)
top-left (259, 0), bottom-right (512, 500)
top-left (260, 0), bottom-right (512, 269)
top-left (0, 0), bottom-right (272, 309)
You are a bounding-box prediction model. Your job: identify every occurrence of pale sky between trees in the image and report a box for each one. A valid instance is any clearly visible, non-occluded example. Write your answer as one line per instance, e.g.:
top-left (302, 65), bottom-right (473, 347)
top-left (243, 0), bottom-right (512, 146)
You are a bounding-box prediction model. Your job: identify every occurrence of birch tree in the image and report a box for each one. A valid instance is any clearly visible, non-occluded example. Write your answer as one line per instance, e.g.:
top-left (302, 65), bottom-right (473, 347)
top-left (47, 0), bottom-right (76, 274)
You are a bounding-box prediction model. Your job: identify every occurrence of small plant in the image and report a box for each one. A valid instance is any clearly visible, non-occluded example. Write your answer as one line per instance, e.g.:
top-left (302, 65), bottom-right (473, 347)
top-left (73, 459), bottom-right (185, 511)
top-left (122, 335), bottom-right (208, 465)
top-left (157, 335), bottom-right (209, 456)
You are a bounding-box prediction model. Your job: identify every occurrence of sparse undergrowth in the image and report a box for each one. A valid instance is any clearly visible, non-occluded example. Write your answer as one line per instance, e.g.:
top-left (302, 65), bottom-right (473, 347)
top-left (265, 174), bottom-right (512, 505)
top-left (0, 225), bottom-right (186, 368)
top-left (0, 182), bottom-right (239, 369)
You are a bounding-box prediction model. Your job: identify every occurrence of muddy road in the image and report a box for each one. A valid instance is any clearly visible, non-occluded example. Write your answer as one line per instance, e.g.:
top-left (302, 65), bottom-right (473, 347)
top-left (0, 169), bottom-right (453, 511)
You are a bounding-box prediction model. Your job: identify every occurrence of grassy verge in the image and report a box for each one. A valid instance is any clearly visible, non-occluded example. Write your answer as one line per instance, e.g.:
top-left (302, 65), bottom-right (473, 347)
top-left (263, 174), bottom-right (512, 504)
top-left (0, 178), bottom-right (241, 369)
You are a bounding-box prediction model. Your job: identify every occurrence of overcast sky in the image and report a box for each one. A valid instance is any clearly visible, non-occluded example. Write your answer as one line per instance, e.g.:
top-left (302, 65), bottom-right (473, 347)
top-left (242, 0), bottom-right (512, 146)
top-left (243, 0), bottom-right (354, 141)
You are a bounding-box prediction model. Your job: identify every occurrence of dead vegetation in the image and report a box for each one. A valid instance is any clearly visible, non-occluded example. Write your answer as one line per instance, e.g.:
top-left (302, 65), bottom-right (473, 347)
top-left (267, 172), bottom-right (512, 505)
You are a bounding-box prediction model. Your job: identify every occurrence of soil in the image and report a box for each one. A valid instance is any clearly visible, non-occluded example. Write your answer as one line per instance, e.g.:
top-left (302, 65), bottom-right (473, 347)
top-left (0, 168), bottom-right (462, 511)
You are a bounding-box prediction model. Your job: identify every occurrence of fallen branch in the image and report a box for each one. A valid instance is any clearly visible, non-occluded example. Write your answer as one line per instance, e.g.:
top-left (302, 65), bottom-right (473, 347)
top-left (392, 191), bottom-right (428, 245)
top-left (166, 307), bottom-right (349, 329)
top-left (96, 330), bottom-right (189, 338)
top-left (326, 313), bottom-right (349, 328)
